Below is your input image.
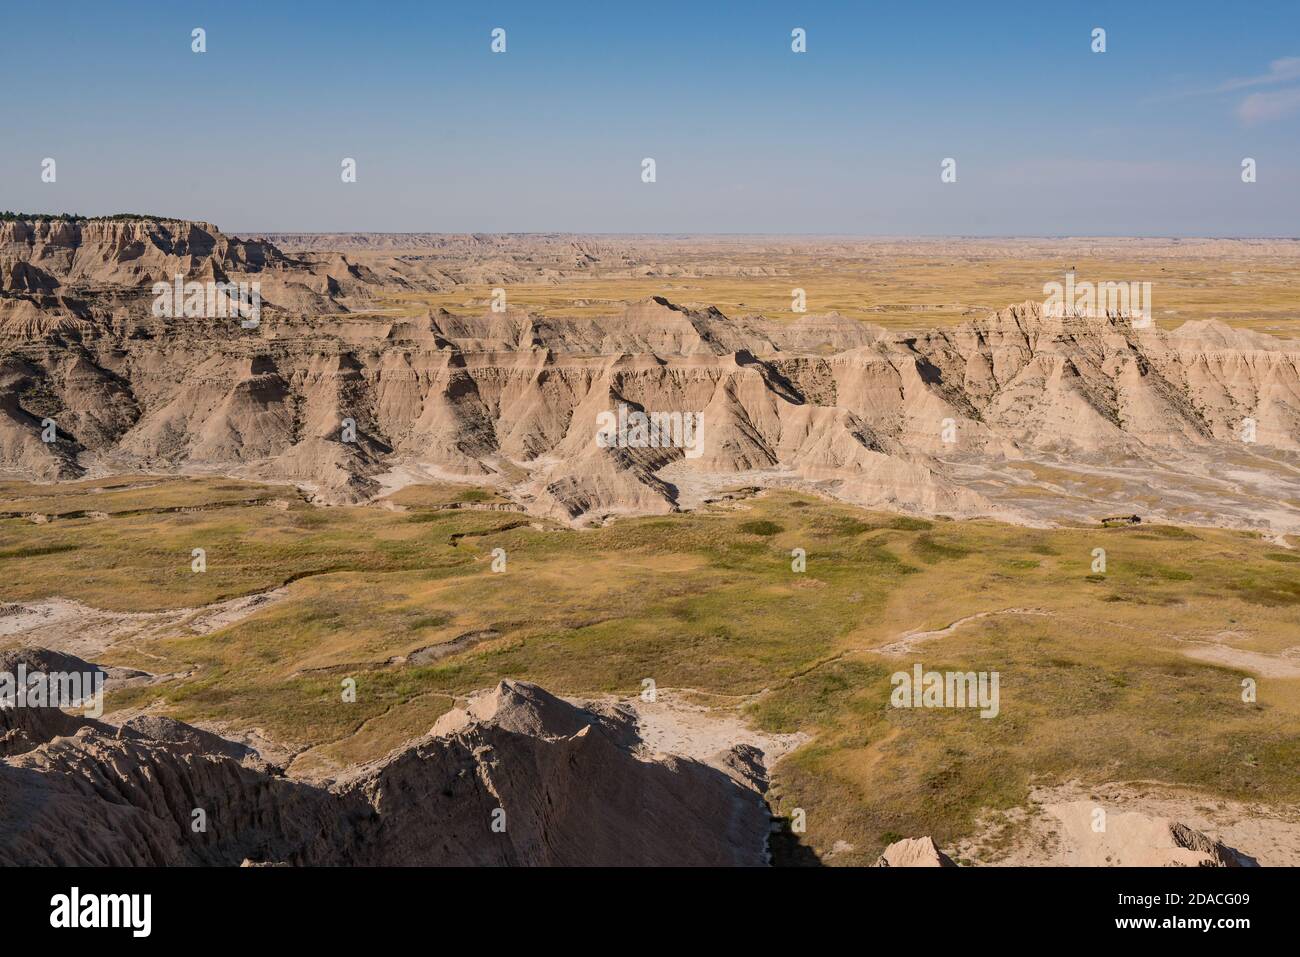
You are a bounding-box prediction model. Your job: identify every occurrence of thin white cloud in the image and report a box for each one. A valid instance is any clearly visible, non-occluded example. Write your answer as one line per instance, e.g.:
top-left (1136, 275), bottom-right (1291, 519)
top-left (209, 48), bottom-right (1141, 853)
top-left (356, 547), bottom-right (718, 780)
top-left (1157, 56), bottom-right (1300, 125)
top-left (1144, 56), bottom-right (1300, 110)
top-left (1217, 56), bottom-right (1300, 92)
top-left (1237, 86), bottom-right (1300, 124)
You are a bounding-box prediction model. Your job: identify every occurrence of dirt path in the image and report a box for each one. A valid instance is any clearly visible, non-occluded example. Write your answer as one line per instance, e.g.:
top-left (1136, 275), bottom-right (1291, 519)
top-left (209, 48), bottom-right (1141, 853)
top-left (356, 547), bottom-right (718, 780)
top-left (874, 607), bottom-right (1053, 656)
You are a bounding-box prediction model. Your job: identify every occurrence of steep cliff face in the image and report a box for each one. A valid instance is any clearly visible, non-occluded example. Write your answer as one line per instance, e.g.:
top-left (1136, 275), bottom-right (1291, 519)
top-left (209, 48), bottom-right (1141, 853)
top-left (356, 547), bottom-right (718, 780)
top-left (0, 672), bottom-right (770, 866)
top-left (0, 219), bottom-right (288, 286)
top-left (0, 218), bottom-right (375, 348)
top-left (1, 220), bottom-right (1298, 529)
top-left (907, 302), bottom-right (1300, 452)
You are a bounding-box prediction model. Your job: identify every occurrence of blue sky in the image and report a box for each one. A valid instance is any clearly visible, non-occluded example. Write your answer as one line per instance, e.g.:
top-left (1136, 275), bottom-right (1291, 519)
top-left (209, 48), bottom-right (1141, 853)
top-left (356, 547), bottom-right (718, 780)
top-left (3, 0), bottom-right (1298, 235)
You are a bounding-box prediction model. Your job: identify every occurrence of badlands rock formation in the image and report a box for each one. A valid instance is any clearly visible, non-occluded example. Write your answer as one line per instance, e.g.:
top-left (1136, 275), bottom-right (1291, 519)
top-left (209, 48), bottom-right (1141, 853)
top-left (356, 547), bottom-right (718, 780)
top-left (0, 666), bottom-right (770, 866)
top-left (874, 836), bottom-right (958, 867)
top-left (2, 218), bottom-right (1298, 529)
top-left (1035, 802), bottom-right (1249, 867)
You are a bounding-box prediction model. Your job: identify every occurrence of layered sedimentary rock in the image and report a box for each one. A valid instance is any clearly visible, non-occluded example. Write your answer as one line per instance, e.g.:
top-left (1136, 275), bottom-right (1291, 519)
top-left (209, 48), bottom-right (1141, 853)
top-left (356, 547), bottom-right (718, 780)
top-left (2, 219), bottom-right (1297, 527)
top-left (0, 671), bottom-right (769, 866)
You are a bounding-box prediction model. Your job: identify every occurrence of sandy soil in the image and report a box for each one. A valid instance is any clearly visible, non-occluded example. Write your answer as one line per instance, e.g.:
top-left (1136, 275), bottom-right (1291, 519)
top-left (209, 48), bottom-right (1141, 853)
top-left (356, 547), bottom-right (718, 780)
top-left (946, 447), bottom-right (1300, 538)
top-left (585, 688), bottom-right (807, 776)
top-left (1177, 642), bottom-right (1300, 678)
top-left (0, 589), bottom-right (288, 665)
top-left (957, 781), bottom-right (1300, 866)
top-left (656, 464), bottom-right (807, 510)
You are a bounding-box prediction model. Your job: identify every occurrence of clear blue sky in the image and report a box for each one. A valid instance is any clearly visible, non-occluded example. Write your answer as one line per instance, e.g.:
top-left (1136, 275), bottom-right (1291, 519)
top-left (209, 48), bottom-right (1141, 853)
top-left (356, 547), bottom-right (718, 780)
top-left (4, 0), bottom-right (1298, 235)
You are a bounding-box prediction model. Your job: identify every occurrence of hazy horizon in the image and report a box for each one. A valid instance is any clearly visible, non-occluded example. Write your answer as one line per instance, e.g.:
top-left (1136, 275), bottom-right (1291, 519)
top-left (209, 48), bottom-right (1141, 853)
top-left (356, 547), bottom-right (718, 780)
top-left (5, 0), bottom-right (1299, 236)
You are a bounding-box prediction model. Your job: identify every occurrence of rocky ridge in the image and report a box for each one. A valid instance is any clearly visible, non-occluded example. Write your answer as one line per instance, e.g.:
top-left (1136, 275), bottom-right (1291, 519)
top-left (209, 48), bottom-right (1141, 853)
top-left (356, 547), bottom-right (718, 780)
top-left (0, 652), bottom-right (769, 866)
top-left (0, 647), bottom-right (1264, 867)
top-left (2, 219), bottom-right (1297, 530)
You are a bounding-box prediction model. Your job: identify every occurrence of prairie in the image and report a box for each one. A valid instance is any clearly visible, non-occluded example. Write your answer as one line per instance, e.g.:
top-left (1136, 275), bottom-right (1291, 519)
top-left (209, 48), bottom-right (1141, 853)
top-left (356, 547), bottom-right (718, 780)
top-left (348, 238), bottom-right (1300, 335)
top-left (2, 476), bottom-right (1295, 863)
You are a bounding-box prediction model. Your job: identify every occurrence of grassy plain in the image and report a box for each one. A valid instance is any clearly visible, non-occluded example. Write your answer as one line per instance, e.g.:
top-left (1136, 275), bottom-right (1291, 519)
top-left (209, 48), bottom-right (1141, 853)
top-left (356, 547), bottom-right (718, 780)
top-left (373, 245), bottom-right (1300, 335)
top-left (1, 476), bottom-right (1297, 863)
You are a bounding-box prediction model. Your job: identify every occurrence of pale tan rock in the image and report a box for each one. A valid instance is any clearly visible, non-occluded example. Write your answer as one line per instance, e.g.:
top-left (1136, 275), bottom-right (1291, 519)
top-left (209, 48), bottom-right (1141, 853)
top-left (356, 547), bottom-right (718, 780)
top-left (2, 220), bottom-right (1297, 531)
top-left (1042, 801), bottom-right (1247, 867)
top-left (0, 662), bottom-right (770, 867)
top-left (874, 836), bottom-right (958, 867)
